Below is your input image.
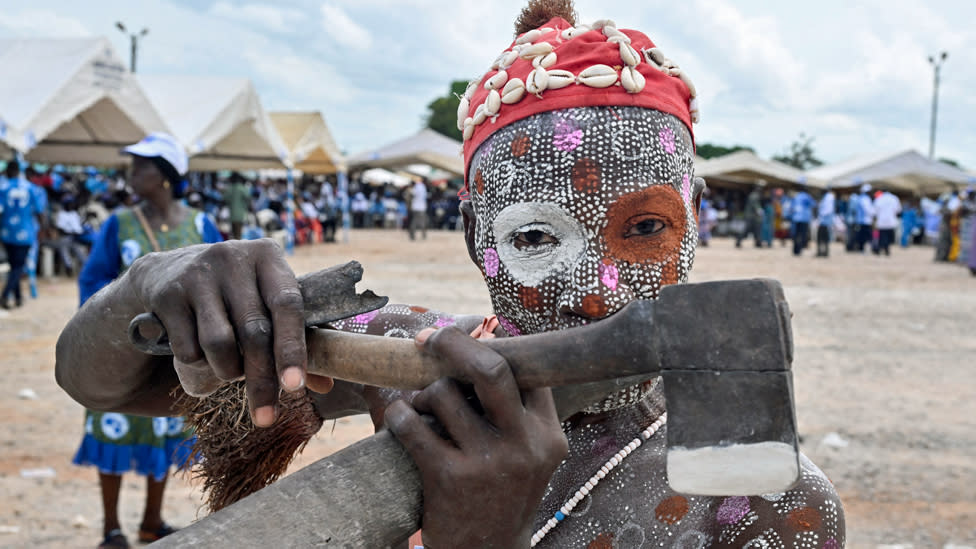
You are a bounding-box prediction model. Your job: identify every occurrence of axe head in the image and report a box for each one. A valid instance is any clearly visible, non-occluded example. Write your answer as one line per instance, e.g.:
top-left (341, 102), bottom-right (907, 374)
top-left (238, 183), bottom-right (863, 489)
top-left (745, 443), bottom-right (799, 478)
top-left (656, 279), bottom-right (799, 496)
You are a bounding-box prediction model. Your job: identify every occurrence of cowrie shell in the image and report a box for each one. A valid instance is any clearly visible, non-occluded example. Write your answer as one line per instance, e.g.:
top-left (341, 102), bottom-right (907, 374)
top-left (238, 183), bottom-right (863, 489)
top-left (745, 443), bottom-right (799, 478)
top-left (590, 19), bottom-right (616, 30)
top-left (519, 41), bottom-right (554, 59)
top-left (532, 52), bottom-right (557, 69)
top-left (603, 26), bottom-right (627, 41)
top-left (643, 48), bottom-right (668, 71)
top-left (620, 66), bottom-right (646, 93)
top-left (690, 97), bottom-right (700, 123)
top-left (620, 42), bottom-right (641, 67)
top-left (456, 96), bottom-right (470, 131)
top-left (501, 49), bottom-right (519, 68)
top-left (538, 27), bottom-right (555, 34)
top-left (515, 29), bottom-right (542, 45)
top-left (546, 69), bottom-right (575, 90)
top-left (578, 64), bottom-right (618, 88)
top-left (525, 68), bottom-right (549, 95)
top-left (472, 103), bottom-right (487, 125)
top-left (561, 25), bottom-right (591, 40)
top-left (484, 89), bottom-right (501, 116)
top-left (607, 34), bottom-right (631, 45)
top-left (674, 68), bottom-right (697, 98)
top-left (501, 78), bottom-right (526, 104)
top-left (462, 117), bottom-right (474, 140)
top-left (484, 70), bottom-right (508, 90)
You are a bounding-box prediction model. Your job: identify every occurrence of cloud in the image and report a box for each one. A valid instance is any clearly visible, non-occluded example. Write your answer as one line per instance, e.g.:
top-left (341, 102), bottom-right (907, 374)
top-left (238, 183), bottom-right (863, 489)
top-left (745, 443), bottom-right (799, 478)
top-left (209, 2), bottom-right (303, 33)
top-left (241, 47), bottom-right (356, 105)
top-left (320, 3), bottom-right (373, 50)
top-left (0, 9), bottom-right (91, 37)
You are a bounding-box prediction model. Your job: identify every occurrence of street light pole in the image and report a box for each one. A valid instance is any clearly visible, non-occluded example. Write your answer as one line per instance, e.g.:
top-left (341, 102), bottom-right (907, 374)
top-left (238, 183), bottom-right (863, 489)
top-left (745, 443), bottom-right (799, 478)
top-left (927, 51), bottom-right (948, 159)
top-left (115, 21), bottom-right (149, 73)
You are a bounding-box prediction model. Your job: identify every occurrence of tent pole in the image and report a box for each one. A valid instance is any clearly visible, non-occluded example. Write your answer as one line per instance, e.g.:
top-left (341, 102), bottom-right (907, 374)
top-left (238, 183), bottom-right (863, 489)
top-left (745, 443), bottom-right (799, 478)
top-left (338, 170), bottom-right (350, 244)
top-left (285, 168), bottom-right (295, 255)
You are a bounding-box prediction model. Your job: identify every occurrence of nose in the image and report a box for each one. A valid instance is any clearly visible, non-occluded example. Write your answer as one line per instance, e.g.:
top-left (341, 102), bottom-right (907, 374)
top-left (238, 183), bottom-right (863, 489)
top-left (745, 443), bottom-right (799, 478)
top-left (557, 257), bottom-right (635, 321)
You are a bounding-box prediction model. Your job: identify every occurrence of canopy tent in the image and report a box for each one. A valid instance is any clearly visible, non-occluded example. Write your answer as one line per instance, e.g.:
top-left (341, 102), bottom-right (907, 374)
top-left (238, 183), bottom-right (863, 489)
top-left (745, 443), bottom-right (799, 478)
top-left (347, 128), bottom-right (463, 176)
top-left (0, 37), bottom-right (169, 166)
top-left (695, 150), bottom-right (819, 191)
top-left (269, 111), bottom-right (345, 174)
top-left (139, 75), bottom-right (289, 171)
top-left (360, 167), bottom-right (413, 187)
top-left (806, 149), bottom-right (972, 196)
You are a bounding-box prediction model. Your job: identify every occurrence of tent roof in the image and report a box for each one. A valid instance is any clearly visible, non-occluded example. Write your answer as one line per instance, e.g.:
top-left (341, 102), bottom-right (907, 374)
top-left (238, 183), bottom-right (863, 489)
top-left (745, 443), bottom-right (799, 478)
top-left (269, 111), bottom-right (345, 174)
top-left (0, 37), bottom-right (169, 166)
top-left (695, 150), bottom-right (818, 189)
top-left (806, 149), bottom-right (971, 195)
top-left (348, 128), bottom-right (463, 176)
top-left (139, 74), bottom-right (289, 170)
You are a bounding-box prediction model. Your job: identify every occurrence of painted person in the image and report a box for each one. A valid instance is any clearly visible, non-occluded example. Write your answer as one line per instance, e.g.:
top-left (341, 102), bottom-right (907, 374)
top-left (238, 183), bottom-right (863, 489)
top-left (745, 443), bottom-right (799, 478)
top-left (56, 2), bottom-right (845, 547)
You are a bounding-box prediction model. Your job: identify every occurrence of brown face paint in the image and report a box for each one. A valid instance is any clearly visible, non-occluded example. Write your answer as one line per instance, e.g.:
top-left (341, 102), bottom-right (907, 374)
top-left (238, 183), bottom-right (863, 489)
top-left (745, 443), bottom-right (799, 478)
top-left (572, 158), bottom-right (602, 194)
top-left (581, 294), bottom-right (609, 318)
top-left (603, 185), bottom-right (687, 265)
top-left (475, 169), bottom-right (485, 195)
top-left (787, 507), bottom-right (823, 532)
top-left (654, 495), bottom-right (689, 525)
top-left (519, 286), bottom-right (543, 310)
top-left (511, 134), bottom-right (531, 157)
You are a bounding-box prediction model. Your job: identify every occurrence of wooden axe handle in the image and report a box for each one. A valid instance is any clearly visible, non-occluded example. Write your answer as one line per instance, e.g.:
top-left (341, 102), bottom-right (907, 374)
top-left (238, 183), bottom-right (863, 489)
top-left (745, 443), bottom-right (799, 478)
top-left (305, 300), bottom-right (659, 390)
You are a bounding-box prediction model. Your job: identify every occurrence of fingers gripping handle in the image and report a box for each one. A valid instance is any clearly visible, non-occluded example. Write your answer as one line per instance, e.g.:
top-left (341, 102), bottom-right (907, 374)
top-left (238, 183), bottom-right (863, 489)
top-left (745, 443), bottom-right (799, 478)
top-left (128, 312), bottom-right (175, 356)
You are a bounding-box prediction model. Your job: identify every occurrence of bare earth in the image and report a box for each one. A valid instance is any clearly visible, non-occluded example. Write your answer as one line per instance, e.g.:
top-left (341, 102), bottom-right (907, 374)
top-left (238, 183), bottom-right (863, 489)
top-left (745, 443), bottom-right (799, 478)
top-left (1, 230), bottom-right (973, 548)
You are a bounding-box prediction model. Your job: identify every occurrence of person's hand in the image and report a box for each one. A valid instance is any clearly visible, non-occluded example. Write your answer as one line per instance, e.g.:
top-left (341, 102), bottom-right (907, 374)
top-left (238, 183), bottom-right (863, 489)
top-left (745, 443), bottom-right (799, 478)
top-left (385, 327), bottom-right (568, 548)
top-left (126, 239), bottom-right (332, 426)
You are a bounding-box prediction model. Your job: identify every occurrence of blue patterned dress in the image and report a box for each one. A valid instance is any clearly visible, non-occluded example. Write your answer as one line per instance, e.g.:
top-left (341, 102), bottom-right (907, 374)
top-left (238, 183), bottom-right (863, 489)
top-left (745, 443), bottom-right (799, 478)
top-left (72, 207), bottom-right (222, 479)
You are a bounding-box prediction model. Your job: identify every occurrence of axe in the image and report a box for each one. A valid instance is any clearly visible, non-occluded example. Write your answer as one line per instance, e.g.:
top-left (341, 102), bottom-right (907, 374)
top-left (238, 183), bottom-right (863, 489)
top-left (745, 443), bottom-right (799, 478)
top-left (130, 263), bottom-right (799, 546)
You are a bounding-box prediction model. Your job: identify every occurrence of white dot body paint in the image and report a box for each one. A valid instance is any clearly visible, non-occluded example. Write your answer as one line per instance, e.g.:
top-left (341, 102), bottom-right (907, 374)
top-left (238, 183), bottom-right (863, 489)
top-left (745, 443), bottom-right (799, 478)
top-left (492, 202), bottom-right (588, 287)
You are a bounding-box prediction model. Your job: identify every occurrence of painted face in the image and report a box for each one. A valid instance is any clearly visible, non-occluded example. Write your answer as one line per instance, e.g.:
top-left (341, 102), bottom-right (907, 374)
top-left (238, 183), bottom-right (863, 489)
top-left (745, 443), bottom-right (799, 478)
top-left (467, 107), bottom-right (702, 335)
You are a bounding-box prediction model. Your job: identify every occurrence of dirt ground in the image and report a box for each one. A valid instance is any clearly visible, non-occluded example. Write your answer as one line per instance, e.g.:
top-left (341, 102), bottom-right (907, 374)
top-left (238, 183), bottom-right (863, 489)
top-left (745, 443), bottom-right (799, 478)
top-left (1, 229), bottom-right (973, 548)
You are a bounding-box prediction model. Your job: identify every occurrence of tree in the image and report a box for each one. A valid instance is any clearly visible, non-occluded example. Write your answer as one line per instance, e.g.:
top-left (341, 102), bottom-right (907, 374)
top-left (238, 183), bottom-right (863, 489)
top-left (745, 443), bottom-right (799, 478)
top-left (425, 80), bottom-right (470, 142)
top-left (696, 143), bottom-right (755, 159)
top-left (773, 133), bottom-right (823, 170)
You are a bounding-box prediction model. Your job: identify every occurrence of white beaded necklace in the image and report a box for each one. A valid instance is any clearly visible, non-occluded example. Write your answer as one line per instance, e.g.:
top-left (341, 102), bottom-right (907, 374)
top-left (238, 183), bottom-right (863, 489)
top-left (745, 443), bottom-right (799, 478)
top-left (530, 411), bottom-right (668, 547)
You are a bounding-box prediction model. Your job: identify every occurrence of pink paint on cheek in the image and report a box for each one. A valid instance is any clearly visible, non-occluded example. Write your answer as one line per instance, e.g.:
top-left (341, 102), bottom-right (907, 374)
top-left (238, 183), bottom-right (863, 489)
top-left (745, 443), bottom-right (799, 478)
top-left (484, 248), bottom-right (499, 277)
top-left (716, 496), bottom-right (750, 524)
top-left (496, 315), bottom-right (521, 336)
top-left (599, 262), bottom-right (619, 291)
top-left (659, 127), bottom-right (676, 154)
top-left (681, 173), bottom-right (691, 204)
top-left (354, 310), bottom-right (379, 324)
top-left (824, 540), bottom-right (840, 549)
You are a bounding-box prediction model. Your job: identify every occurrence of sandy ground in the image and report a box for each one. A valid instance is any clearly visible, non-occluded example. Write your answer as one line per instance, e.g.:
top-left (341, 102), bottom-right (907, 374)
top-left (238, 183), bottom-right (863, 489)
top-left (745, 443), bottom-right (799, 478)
top-left (1, 229), bottom-right (973, 548)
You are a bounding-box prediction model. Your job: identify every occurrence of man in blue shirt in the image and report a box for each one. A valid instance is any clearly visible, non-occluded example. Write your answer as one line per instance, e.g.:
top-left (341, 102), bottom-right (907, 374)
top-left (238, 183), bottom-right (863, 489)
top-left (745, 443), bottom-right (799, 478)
top-left (1, 160), bottom-right (45, 308)
top-left (788, 184), bottom-right (815, 256)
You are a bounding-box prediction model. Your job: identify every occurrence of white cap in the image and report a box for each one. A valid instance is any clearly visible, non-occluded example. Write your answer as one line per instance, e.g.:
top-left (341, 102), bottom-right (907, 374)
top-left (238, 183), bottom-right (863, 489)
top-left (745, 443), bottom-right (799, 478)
top-left (123, 132), bottom-right (188, 176)
top-left (860, 183), bottom-right (871, 193)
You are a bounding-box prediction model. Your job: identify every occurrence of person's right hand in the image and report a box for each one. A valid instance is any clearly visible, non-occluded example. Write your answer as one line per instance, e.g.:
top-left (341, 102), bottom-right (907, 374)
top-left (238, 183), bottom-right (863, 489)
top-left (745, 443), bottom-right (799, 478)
top-left (126, 239), bottom-right (326, 426)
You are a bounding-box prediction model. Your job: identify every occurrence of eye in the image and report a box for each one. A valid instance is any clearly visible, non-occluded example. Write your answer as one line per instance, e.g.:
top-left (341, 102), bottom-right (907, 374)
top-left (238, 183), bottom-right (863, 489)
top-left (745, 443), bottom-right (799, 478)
top-left (513, 229), bottom-right (558, 250)
top-left (624, 216), bottom-right (666, 237)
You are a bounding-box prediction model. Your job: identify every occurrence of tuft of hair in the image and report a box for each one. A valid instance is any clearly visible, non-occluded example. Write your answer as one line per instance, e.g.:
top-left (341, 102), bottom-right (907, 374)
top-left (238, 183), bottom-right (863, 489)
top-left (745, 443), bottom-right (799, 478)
top-left (175, 381), bottom-right (324, 512)
top-left (514, 0), bottom-right (577, 37)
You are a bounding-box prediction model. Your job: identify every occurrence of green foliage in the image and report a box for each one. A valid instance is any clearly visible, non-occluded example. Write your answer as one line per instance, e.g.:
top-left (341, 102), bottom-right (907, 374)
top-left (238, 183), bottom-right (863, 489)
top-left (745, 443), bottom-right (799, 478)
top-left (696, 143), bottom-right (755, 159)
top-left (773, 133), bottom-right (824, 169)
top-left (425, 80), bottom-right (469, 142)
top-left (938, 157), bottom-right (961, 168)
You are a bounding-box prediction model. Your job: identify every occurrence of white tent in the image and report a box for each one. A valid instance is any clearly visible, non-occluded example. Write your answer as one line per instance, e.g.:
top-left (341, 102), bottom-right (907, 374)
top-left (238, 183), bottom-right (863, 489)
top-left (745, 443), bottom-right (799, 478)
top-left (347, 128), bottom-right (463, 176)
top-left (360, 167), bottom-right (413, 187)
top-left (806, 149), bottom-right (971, 196)
top-left (269, 111), bottom-right (345, 174)
top-left (695, 150), bottom-right (819, 190)
top-left (0, 37), bottom-right (169, 165)
top-left (139, 75), bottom-right (289, 171)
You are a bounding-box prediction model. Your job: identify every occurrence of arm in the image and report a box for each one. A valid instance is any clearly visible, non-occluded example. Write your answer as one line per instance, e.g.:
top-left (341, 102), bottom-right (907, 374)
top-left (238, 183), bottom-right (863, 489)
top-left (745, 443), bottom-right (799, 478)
top-left (56, 239), bottom-right (310, 427)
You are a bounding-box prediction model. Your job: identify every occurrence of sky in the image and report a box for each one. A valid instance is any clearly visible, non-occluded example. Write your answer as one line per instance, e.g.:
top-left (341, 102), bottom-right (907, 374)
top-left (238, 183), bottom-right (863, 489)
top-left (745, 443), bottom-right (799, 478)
top-left (2, 0), bottom-right (975, 171)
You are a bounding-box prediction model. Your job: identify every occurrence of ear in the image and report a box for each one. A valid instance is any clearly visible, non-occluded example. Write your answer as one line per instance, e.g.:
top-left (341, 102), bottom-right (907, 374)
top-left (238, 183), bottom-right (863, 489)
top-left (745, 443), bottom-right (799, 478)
top-left (692, 176), bottom-right (707, 222)
top-left (460, 200), bottom-right (479, 266)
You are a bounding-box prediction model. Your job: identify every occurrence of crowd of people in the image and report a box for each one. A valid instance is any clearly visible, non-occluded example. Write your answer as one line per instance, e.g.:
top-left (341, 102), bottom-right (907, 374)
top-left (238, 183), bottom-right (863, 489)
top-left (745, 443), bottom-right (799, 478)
top-left (0, 158), bottom-right (466, 307)
top-left (696, 182), bottom-right (976, 273)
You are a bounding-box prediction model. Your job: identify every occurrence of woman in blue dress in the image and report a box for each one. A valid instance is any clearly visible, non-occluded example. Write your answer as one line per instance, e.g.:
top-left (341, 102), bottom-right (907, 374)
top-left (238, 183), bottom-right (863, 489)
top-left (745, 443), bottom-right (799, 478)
top-left (72, 133), bottom-right (221, 549)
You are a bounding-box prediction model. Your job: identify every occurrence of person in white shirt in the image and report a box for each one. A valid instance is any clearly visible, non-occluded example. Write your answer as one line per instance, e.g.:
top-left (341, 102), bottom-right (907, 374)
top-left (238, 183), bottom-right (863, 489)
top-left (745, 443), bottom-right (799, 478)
top-left (408, 179), bottom-right (429, 240)
top-left (815, 188), bottom-right (836, 257)
top-left (873, 190), bottom-right (902, 256)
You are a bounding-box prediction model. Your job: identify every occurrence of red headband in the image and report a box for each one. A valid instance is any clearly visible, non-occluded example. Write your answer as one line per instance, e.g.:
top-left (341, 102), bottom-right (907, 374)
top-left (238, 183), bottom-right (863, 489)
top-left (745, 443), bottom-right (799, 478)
top-left (459, 17), bottom-right (698, 183)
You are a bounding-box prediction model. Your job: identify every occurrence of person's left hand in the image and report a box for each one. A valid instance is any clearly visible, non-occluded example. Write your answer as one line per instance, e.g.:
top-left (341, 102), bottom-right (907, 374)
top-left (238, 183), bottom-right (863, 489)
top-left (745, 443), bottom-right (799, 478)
top-left (385, 327), bottom-right (568, 548)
